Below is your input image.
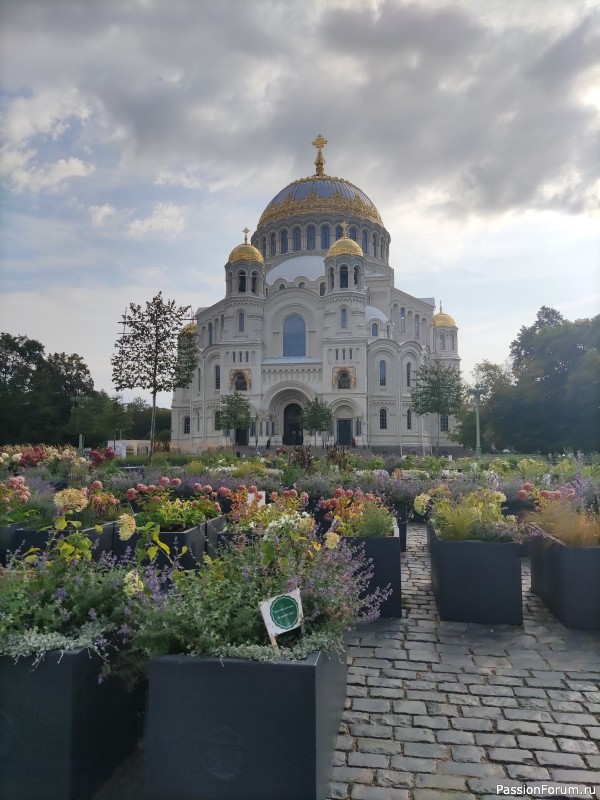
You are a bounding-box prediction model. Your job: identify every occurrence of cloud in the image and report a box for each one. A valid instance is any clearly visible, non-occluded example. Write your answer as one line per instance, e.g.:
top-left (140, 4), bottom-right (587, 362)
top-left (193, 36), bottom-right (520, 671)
top-left (155, 169), bottom-right (202, 189)
top-left (89, 203), bottom-right (118, 227)
top-left (128, 203), bottom-right (186, 238)
top-left (9, 155), bottom-right (95, 193)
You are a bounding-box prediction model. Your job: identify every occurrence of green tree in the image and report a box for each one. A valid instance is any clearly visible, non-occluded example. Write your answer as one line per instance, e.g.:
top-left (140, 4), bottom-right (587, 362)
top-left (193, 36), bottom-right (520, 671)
top-left (300, 397), bottom-right (333, 447)
top-left (218, 392), bottom-right (252, 449)
top-left (65, 391), bottom-right (128, 449)
top-left (111, 293), bottom-right (195, 458)
top-left (0, 333), bottom-right (45, 441)
top-left (410, 362), bottom-right (464, 451)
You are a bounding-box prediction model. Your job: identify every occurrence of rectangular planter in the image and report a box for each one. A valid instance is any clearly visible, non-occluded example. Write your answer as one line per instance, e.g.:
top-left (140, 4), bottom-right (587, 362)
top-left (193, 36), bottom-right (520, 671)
top-left (144, 650), bottom-right (347, 800)
top-left (112, 524), bottom-right (205, 569)
top-left (205, 515), bottom-right (256, 558)
top-left (0, 523), bottom-right (114, 565)
top-left (350, 535), bottom-right (402, 618)
top-left (0, 649), bottom-right (142, 800)
top-left (530, 534), bottom-right (600, 630)
top-left (428, 525), bottom-right (523, 625)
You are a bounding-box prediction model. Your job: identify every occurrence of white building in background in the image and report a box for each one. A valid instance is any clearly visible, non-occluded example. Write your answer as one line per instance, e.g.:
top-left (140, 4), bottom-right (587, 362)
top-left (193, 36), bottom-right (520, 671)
top-left (171, 137), bottom-right (459, 452)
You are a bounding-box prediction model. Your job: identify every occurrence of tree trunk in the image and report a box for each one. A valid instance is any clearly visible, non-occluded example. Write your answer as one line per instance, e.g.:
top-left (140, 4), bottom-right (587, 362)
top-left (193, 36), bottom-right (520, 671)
top-left (150, 391), bottom-right (157, 459)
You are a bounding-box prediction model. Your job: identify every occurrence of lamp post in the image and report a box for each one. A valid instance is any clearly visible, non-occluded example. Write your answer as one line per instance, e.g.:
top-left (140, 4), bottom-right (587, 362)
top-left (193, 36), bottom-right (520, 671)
top-left (470, 385), bottom-right (485, 459)
top-left (69, 395), bottom-right (90, 455)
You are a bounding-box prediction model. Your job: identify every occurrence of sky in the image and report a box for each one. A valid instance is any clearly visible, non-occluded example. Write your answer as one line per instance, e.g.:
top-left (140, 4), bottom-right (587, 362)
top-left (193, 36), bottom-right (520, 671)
top-left (1, 0), bottom-right (599, 408)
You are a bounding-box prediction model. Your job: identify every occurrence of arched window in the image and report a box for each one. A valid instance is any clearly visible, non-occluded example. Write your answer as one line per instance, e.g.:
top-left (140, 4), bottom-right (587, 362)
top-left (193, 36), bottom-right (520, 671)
top-left (197, 368), bottom-right (201, 390)
top-left (215, 410), bottom-right (222, 431)
top-left (415, 315), bottom-right (420, 340)
top-left (407, 409), bottom-right (412, 430)
top-left (340, 265), bottom-right (349, 289)
top-left (307, 225), bottom-right (316, 250)
top-left (341, 307), bottom-right (347, 329)
top-left (283, 314), bottom-right (306, 357)
top-left (354, 266), bottom-right (360, 287)
top-left (450, 333), bottom-right (455, 350)
top-left (440, 334), bottom-right (446, 350)
top-left (238, 272), bottom-right (246, 293)
top-left (400, 307), bottom-right (406, 333)
top-left (362, 230), bottom-right (368, 254)
top-left (406, 362), bottom-right (412, 388)
top-left (328, 267), bottom-right (334, 291)
top-left (321, 225), bottom-right (330, 249)
top-left (261, 237), bottom-right (266, 259)
top-left (238, 311), bottom-right (245, 332)
top-left (234, 372), bottom-right (248, 391)
top-left (349, 226), bottom-right (357, 241)
top-left (214, 364), bottom-right (220, 390)
top-left (379, 360), bottom-right (386, 387)
top-left (226, 272), bottom-right (232, 295)
top-left (292, 227), bottom-right (301, 251)
top-left (208, 322), bottom-right (213, 346)
top-left (335, 225), bottom-right (343, 240)
top-left (251, 272), bottom-right (258, 293)
top-left (232, 351), bottom-right (236, 362)
top-left (298, 281), bottom-right (305, 289)
top-left (280, 229), bottom-right (288, 254)
top-left (371, 322), bottom-right (379, 337)
top-left (440, 415), bottom-right (449, 432)
top-left (373, 234), bottom-right (378, 257)
top-left (279, 284), bottom-right (285, 291)
top-left (337, 370), bottom-right (351, 389)
top-left (319, 282), bottom-right (326, 297)
top-left (379, 408), bottom-right (387, 429)
top-left (270, 233), bottom-right (276, 256)
top-left (183, 416), bottom-right (190, 435)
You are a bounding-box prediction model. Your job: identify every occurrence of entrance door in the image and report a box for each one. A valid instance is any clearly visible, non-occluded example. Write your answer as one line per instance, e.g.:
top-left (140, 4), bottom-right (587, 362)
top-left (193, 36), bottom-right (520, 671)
top-left (235, 428), bottom-right (248, 446)
top-left (337, 419), bottom-right (352, 445)
top-left (283, 403), bottom-right (303, 446)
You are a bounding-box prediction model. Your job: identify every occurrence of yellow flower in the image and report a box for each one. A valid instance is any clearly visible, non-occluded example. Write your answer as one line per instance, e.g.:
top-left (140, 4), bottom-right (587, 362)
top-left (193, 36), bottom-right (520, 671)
top-left (123, 570), bottom-right (144, 596)
top-left (53, 487), bottom-right (88, 514)
top-left (324, 531), bottom-right (341, 549)
top-left (118, 513), bottom-right (137, 541)
top-left (312, 541), bottom-right (322, 551)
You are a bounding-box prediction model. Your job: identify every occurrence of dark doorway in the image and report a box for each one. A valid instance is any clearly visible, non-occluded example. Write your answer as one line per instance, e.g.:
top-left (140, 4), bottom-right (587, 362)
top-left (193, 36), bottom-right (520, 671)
top-left (337, 419), bottom-right (352, 446)
top-left (235, 428), bottom-right (248, 446)
top-left (283, 403), bottom-right (303, 446)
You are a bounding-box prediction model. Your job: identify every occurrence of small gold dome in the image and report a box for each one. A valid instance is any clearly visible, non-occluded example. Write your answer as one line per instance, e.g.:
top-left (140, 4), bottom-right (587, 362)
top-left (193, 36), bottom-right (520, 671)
top-left (433, 305), bottom-right (457, 328)
top-left (181, 321), bottom-right (197, 334)
top-left (228, 242), bottom-right (265, 265)
top-left (326, 235), bottom-right (364, 259)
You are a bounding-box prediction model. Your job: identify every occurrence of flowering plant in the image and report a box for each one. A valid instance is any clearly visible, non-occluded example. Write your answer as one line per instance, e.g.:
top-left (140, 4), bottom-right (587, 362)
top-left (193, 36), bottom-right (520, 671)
top-left (132, 479), bottom-right (221, 531)
top-left (0, 476), bottom-right (31, 524)
top-left (425, 488), bottom-right (520, 542)
top-left (319, 488), bottom-right (394, 538)
top-left (52, 480), bottom-right (121, 526)
top-left (525, 497), bottom-right (600, 548)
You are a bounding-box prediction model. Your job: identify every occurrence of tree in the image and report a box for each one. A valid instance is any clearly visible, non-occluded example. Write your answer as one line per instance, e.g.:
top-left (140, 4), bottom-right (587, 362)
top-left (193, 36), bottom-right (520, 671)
top-left (218, 392), bottom-right (252, 449)
top-left (510, 306), bottom-right (564, 374)
top-left (65, 391), bottom-right (128, 449)
top-left (300, 397), bottom-right (333, 447)
top-left (410, 362), bottom-right (464, 451)
top-left (111, 293), bottom-right (195, 458)
top-left (0, 333), bottom-right (45, 441)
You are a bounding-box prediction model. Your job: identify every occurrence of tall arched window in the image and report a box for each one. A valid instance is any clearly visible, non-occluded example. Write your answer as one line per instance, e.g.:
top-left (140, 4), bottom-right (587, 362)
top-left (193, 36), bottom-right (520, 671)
top-left (406, 362), bottom-right (412, 388)
top-left (379, 360), bottom-right (386, 387)
top-left (183, 416), bottom-right (190, 434)
top-left (337, 370), bottom-right (351, 389)
top-left (270, 233), bottom-right (276, 256)
top-left (379, 408), bottom-right (387, 429)
top-left (440, 334), bottom-right (446, 350)
top-left (349, 226), bottom-right (357, 241)
top-left (208, 322), bottom-right (213, 346)
top-left (373, 234), bottom-right (378, 257)
top-left (226, 273), bottom-right (232, 295)
top-left (415, 315), bottom-right (420, 339)
top-left (321, 225), bottom-right (330, 249)
top-left (280, 230), bottom-right (288, 254)
top-left (335, 225), bottom-right (343, 240)
top-left (450, 333), bottom-right (455, 350)
top-left (292, 227), bottom-right (301, 251)
top-left (238, 272), bottom-right (246, 293)
top-left (362, 230), bottom-right (368, 254)
top-left (307, 225), bottom-right (316, 250)
top-left (283, 314), bottom-right (306, 357)
top-left (197, 368), bottom-right (201, 390)
top-left (371, 322), bottom-right (379, 337)
top-left (251, 272), bottom-right (258, 293)
top-left (341, 307), bottom-right (347, 329)
top-left (354, 266), bottom-right (360, 287)
top-left (328, 267), bottom-right (334, 291)
top-left (400, 307), bottom-right (406, 333)
top-left (234, 372), bottom-right (248, 391)
top-left (214, 364), bottom-right (220, 390)
top-left (238, 311), bottom-right (245, 332)
top-left (319, 282), bottom-right (326, 297)
top-left (407, 409), bottom-right (412, 430)
top-left (340, 265), bottom-right (349, 288)
top-left (261, 237), bottom-right (266, 259)
top-left (215, 411), bottom-right (222, 431)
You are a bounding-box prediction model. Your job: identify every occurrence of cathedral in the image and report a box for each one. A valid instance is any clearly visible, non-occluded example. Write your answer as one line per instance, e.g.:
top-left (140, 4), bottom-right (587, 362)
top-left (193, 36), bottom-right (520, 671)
top-left (171, 136), bottom-right (459, 453)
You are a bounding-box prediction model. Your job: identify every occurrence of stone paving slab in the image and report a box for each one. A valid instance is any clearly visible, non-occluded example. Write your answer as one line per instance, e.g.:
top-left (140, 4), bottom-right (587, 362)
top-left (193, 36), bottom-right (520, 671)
top-left (95, 524), bottom-right (599, 800)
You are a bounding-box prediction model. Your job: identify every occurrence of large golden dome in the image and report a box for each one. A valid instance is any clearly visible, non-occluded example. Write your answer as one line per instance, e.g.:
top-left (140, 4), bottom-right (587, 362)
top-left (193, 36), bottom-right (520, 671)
top-left (326, 235), bottom-right (364, 259)
top-left (228, 242), bottom-right (264, 265)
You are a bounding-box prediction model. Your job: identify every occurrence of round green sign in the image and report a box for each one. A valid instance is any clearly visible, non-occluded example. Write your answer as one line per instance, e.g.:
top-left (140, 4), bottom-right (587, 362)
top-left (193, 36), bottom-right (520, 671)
top-left (269, 595), bottom-right (300, 630)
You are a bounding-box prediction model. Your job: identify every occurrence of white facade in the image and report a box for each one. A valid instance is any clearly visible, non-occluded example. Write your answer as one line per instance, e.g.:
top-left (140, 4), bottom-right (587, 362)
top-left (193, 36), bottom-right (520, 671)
top-left (172, 140), bottom-right (459, 452)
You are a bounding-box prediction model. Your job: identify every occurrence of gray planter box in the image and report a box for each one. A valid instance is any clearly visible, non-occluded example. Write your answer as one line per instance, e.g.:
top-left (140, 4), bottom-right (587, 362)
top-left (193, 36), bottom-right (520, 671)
top-left (145, 650), bottom-right (347, 800)
top-left (530, 533), bottom-right (600, 630)
top-left (0, 523), bottom-right (114, 565)
top-left (349, 535), bottom-right (402, 617)
top-left (428, 525), bottom-right (523, 625)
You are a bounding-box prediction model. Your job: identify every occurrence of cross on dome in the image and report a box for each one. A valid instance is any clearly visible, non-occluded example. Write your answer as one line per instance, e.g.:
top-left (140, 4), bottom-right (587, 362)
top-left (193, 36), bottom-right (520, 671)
top-left (243, 226), bottom-right (250, 243)
top-left (312, 133), bottom-right (328, 177)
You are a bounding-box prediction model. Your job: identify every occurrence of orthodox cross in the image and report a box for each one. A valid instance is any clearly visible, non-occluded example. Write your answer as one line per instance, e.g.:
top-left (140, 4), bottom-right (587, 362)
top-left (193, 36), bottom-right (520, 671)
top-left (341, 220), bottom-right (348, 237)
top-left (243, 226), bottom-right (250, 243)
top-left (312, 133), bottom-right (328, 177)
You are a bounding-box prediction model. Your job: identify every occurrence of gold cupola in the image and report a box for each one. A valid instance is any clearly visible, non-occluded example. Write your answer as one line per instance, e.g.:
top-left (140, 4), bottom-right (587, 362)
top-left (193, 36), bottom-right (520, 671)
top-left (228, 227), bottom-right (264, 265)
top-left (433, 303), bottom-right (457, 328)
top-left (326, 221), bottom-right (364, 258)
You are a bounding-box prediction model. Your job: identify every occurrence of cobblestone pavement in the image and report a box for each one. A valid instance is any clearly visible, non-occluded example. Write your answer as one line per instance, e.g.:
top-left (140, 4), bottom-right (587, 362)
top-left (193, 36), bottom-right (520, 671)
top-left (96, 523), bottom-right (599, 800)
top-left (327, 524), bottom-right (600, 800)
